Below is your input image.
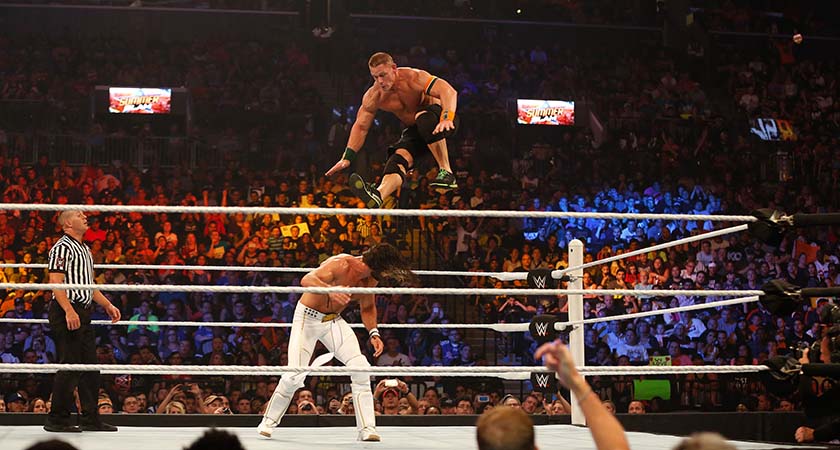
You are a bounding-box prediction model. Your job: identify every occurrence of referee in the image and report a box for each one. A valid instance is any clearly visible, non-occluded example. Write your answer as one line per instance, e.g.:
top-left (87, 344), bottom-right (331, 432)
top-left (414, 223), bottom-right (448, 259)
top-left (44, 210), bottom-right (121, 433)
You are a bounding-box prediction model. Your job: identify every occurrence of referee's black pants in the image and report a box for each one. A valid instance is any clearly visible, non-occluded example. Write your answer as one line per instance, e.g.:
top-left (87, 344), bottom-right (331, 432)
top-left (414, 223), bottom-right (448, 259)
top-left (47, 301), bottom-right (101, 425)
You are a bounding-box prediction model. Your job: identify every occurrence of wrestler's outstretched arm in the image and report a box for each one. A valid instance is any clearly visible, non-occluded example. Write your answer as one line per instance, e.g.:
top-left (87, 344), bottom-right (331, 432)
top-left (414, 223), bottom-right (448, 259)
top-left (326, 91), bottom-right (378, 177)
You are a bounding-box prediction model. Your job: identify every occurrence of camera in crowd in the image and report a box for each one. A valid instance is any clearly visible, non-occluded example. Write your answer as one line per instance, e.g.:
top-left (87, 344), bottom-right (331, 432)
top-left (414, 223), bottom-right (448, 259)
top-left (794, 301), bottom-right (840, 364)
top-left (297, 400), bottom-right (319, 415)
top-left (823, 302), bottom-right (840, 325)
top-left (817, 301), bottom-right (840, 363)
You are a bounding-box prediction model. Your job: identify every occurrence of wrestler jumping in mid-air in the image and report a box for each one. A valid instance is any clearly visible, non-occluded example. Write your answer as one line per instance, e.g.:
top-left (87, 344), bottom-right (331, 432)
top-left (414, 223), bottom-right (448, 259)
top-left (257, 243), bottom-right (418, 442)
top-left (325, 52), bottom-right (460, 208)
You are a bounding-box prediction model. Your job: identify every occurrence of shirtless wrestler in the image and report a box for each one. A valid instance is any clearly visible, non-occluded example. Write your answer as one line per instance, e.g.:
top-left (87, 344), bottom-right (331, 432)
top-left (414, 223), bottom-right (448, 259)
top-left (257, 243), bottom-right (418, 441)
top-left (325, 52), bottom-right (460, 208)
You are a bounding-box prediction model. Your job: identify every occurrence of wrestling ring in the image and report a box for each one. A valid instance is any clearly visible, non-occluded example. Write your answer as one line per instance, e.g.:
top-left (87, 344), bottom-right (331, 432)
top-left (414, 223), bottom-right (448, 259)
top-left (0, 203), bottom-right (834, 450)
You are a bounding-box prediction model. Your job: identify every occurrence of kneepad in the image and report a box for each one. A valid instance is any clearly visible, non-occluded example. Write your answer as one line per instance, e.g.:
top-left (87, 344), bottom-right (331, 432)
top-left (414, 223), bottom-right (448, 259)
top-left (415, 111), bottom-right (445, 144)
top-left (384, 153), bottom-right (409, 182)
top-left (280, 372), bottom-right (307, 394)
top-left (344, 354), bottom-right (373, 389)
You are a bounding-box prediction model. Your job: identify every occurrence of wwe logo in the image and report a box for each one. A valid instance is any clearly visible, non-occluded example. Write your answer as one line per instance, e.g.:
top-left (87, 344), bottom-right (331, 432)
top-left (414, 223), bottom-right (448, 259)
top-left (534, 373), bottom-right (551, 388)
top-left (532, 275), bottom-right (547, 289)
top-left (533, 321), bottom-right (549, 337)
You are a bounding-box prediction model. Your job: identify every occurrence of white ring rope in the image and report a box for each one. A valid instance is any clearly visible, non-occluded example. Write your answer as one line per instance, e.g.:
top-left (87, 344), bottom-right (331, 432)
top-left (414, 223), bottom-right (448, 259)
top-left (552, 224), bottom-right (749, 279)
top-left (0, 363), bottom-right (769, 378)
top-left (0, 282), bottom-right (766, 297)
top-left (0, 228), bottom-right (745, 283)
top-left (0, 295), bottom-right (762, 334)
top-left (0, 317), bottom-right (526, 332)
top-left (0, 202), bottom-right (758, 222)
top-left (0, 225), bottom-right (748, 285)
top-left (555, 296), bottom-right (761, 329)
top-left (0, 262), bottom-right (528, 281)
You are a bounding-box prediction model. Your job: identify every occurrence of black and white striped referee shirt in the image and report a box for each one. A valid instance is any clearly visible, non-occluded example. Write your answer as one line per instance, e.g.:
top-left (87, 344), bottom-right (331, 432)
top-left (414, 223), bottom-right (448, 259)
top-left (48, 234), bottom-right (95, 307)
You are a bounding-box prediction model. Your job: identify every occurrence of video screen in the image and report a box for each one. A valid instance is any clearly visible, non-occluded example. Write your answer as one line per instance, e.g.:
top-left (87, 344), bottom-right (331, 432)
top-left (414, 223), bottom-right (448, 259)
top-left (516, 99), bottom-right (574, 126)
top-left (109, 87), bottom-right (172, 114)
top-left (750, 118), bottom-right (796, 141)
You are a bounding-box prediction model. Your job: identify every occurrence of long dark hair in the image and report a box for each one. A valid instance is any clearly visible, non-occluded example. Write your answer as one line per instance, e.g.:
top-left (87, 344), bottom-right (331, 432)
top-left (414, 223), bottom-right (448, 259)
top-left (362, 243), bottom-right (419, 287)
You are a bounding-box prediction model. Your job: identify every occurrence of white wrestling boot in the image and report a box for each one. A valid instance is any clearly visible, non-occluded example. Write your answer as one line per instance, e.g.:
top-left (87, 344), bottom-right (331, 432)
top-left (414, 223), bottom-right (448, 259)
top-left (257, 417), bottom-right (277, 438)
top-left (258, 388), bottom-right (296, 439)
top-left (360, 426), bottom-right (381, 442)
top-left (352, 385), bottom-right (380, 442)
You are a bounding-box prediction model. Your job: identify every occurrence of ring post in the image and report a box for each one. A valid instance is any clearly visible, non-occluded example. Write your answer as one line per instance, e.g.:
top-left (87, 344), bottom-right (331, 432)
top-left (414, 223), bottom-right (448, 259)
top-left (568, 239), bottom-right (586, 426)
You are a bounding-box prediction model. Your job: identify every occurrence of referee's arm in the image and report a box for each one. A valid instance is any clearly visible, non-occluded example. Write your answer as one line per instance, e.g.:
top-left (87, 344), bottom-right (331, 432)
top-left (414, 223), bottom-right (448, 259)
top-left (92, 288), bottom-right (122, 323)
top-left (49, 271), bottom-right (81, 331)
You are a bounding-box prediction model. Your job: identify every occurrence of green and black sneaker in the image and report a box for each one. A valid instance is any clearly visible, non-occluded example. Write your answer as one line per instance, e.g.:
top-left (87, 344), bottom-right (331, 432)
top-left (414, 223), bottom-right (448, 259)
top-left (430, 168), bottom-right (458, 191)
top-left (349, 173), bottom-right (383, 208)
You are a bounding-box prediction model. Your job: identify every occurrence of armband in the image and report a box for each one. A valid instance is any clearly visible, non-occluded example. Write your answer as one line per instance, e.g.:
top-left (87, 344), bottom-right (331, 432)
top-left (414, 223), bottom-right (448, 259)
top-left (342, 147), bottom-right (357, 163)
top-left (440, 110), bottom-right (456, 122)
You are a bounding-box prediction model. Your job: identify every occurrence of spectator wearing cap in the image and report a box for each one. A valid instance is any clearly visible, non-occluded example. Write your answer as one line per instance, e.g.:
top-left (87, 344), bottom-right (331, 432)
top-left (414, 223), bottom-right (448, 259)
top-left (378, 387), bottom-right (401, 415)
top-left (97, 398), bottom-right (113, 415)
top-left (6, 392), bottom-right (29, 412)
top-left (439, 330), bottom-right (464, 364)
top-left (501, 394), bottom-right (522, 409)
top-left (440, 398), bottom-right (457, 415)
top-left (13, 296), bottom-right (34, 319)
top-left (203, 395), bottom-right (227, 414)
top-left (374, 379), bottom-right (418, 415)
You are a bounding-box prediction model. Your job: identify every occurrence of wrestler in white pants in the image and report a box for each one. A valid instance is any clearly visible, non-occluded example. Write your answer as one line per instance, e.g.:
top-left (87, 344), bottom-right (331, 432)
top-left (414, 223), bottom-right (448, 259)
top-left (258, 303), bottom-right (378, 441)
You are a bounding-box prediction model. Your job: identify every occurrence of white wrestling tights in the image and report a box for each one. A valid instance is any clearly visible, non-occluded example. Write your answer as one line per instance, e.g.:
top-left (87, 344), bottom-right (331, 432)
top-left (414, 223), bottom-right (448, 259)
top-left (262, 303), bottom-right (375, 431)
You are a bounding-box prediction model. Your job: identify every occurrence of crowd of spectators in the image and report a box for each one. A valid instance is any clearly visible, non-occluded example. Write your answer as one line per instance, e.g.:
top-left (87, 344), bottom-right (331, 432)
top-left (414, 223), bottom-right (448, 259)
top-left (0, 0), bottom-right (297, 11)
top-left (0, 33), bottom-right (322, 138)
top-left (349, 0), bottom-right (839, 36)
top-left (4, 0), bottom-right (836, 37)
top-left (1, 3), bottom-right (839, 420)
